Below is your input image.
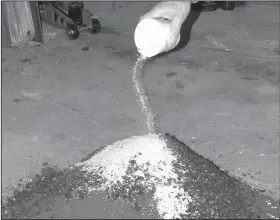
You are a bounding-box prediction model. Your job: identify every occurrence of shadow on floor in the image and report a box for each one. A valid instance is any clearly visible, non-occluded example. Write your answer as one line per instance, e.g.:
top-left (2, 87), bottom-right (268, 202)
top-left (150, 8), bottom-right (202, 61)
top-left (173, 9), bottom-right (202, 52)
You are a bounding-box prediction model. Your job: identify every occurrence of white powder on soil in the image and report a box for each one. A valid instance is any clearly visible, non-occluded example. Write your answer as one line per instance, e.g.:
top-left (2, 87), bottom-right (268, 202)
top-left (76, 134), bottom-right (193, 219)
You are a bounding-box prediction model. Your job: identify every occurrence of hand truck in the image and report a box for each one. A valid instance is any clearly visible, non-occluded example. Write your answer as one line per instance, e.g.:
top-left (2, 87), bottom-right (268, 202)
top-left (39, 1), bottom-right (101, 40)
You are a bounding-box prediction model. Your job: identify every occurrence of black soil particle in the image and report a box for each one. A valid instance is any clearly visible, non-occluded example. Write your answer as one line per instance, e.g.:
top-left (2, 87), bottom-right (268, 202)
top-left (1, 134), bottom-right (280, 219)
top-left (163, 133), bottom-right (280, 219)
top-left (81, 46), bottom-right (90, 51)
top-left (19, 58), bottom-right (32, 64)
top-left (166, 72), bottom-right (177, 78)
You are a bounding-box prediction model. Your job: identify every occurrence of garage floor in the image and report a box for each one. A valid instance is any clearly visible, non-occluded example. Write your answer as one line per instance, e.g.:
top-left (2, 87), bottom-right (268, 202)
top-left (2, 1), bottom-right (279, 218)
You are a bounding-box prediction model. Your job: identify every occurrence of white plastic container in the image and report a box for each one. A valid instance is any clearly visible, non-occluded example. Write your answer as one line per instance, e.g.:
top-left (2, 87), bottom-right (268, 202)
top-left (134, 18), bottom-right (180, 58)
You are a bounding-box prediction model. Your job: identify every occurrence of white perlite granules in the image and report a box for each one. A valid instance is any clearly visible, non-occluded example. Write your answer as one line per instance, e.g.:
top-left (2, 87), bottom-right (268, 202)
top-left (132, 56), bottom-right (157, 134)
top-left (75, 134), bottom-right (193, 219)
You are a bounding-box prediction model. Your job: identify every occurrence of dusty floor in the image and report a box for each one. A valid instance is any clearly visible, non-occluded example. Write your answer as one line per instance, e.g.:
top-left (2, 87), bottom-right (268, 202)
top-left (2, 1), bottom-right (280, 216)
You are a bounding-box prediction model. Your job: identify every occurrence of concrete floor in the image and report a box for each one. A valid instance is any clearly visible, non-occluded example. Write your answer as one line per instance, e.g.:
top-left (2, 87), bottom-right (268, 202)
top-left (2, 1), bottom-right (279, 207)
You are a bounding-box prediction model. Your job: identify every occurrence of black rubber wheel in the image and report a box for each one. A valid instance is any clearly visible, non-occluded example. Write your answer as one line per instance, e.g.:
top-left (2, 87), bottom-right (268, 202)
top-left (219, 1), bottom-right (235, 11)
top-left (89, 18), bottom-right (101, 34)
top-left (191, 2), bottom-right (218, 12)
top-left (236, 1), bottom-right (247, 7)
top-left (66, 24), bottom-right (79, 40)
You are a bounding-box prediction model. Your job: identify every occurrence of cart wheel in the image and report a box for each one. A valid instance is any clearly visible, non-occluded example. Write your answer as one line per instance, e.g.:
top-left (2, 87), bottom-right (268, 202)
top-left (220, 2), bottom-right (235, 11)
top-left (236, 1), bottom-right (247, 7)
top-left (191, 2), bottom-right (218, 12)
top-left (66, 24), bottom-right (80, 40)
top-left (89, 18), bottom-right (101, 34)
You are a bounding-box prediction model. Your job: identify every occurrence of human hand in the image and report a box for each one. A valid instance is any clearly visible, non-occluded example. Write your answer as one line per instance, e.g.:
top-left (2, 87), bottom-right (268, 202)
top-left (140, 2), bottom-right (191, 47)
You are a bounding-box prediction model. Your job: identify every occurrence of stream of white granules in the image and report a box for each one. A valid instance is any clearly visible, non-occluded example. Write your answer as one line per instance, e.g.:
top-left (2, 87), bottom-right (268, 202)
top-left (74, 55), bottom-right (193, 219)
top-left (132, 55), bottom-right (157, 134)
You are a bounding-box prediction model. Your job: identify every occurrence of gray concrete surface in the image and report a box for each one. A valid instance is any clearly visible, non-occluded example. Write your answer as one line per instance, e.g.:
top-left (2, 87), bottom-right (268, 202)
top-left (2, 0), bottom-right (279, 213)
